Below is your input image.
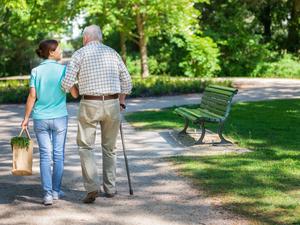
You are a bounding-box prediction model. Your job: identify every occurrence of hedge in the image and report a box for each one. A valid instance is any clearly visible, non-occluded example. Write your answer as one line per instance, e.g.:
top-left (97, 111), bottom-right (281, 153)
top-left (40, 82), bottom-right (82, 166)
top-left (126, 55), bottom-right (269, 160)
top-left (0, 76), bottom-right (231, 104)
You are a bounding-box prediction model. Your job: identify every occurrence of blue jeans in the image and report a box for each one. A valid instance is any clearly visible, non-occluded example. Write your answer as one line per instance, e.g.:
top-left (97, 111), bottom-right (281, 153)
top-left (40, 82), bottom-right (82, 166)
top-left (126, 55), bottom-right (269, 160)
top-left (34, 116), bottom-right (68, 196)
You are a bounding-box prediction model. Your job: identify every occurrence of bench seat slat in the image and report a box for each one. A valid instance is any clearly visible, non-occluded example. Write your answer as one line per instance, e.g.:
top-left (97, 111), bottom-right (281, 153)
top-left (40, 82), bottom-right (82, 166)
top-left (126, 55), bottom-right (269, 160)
top-left (174, 108), bottom-right (198, 122)
top-left (197, 108), bottom-right (224, 121)
top-left (175, 107), bottom-right (224, 123)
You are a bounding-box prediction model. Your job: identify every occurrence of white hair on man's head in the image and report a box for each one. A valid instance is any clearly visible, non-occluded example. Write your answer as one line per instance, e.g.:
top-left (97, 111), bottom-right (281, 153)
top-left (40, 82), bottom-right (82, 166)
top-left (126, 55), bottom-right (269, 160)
top-left (83, 25), bottom-right (103, 42)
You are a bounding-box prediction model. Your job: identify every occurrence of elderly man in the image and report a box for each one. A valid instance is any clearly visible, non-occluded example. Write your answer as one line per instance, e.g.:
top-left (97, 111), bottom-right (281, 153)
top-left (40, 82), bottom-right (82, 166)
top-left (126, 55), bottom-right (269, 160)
top-left (62, 25), bottom-right (132, 203)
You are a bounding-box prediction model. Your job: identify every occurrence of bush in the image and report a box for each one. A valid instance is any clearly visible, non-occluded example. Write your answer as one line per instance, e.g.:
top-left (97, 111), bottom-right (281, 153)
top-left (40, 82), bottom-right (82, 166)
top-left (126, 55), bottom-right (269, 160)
top-left (0, 80), bottom-right (29, 104)
top-left (177, 35), bottom-right (220, 77)
top-left (251, 53), bottom-right (300, 78)
top-left (126, 55), bottom-right (140, 77)
top-left (131, 76), bottom-right (231, 97)
top-left (0, 76), bottom-right (232, 104)
top-left (126, 55), bottom-right (170, 77)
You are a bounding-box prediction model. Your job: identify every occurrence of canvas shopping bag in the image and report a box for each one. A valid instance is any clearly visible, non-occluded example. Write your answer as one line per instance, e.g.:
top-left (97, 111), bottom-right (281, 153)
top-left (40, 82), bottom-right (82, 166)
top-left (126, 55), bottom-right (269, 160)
top-left (11, 128), bottom-right (34, 176)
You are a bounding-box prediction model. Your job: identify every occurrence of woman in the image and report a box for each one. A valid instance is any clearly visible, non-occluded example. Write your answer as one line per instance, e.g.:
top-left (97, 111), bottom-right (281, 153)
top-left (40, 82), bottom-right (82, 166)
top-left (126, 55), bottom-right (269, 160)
top-left (21, 39), bottom-right (78, 205)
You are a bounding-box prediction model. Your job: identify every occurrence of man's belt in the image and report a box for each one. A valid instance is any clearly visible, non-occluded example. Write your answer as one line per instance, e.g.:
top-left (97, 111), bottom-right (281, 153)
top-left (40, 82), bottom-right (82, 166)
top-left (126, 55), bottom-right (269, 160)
top-left (83, 94), bottom-right (119, 100)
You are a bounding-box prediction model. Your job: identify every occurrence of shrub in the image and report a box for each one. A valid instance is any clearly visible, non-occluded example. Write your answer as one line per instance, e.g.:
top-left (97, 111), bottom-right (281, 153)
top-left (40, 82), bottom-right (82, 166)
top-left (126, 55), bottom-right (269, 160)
top-left (251, 53), bottom-right (300, 78)
top-left (0, 80), bottom-right (29, 104)
top-left (0, 76), bottom-right (232, 104)
top-left (131, 76), bottom-right (231, 97)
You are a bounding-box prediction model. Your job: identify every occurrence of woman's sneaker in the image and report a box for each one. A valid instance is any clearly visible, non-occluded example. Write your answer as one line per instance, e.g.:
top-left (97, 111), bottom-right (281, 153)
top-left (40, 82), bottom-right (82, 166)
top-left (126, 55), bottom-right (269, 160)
top-left (52, 191), bottom-right (65, 200)
top-left (43, 194), bottom-right (53, 206)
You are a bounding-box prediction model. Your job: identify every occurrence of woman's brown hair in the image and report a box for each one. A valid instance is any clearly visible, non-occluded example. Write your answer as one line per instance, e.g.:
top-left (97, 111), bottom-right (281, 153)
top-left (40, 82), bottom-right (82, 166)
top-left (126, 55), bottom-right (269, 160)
top-left (35, 39), bottom-right (58, 59)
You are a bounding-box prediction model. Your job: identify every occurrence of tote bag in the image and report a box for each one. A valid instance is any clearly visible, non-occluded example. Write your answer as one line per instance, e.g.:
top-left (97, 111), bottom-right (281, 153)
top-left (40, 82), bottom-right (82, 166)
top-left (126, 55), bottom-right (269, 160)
top-left (11, 128), bottom-right (34, 176)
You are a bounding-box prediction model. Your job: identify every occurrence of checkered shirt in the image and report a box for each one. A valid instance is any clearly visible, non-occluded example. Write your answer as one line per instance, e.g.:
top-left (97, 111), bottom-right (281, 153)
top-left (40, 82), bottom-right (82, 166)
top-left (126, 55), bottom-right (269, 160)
top-left (62, 41), bottom-right (132, 95)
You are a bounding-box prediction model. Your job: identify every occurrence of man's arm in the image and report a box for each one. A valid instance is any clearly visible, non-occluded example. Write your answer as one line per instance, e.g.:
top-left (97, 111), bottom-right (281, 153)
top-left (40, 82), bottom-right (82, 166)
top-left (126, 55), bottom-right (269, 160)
top-left (62, 51), bottom-right (81, 93)
top-left (117, 54), bottom-right (132, 110)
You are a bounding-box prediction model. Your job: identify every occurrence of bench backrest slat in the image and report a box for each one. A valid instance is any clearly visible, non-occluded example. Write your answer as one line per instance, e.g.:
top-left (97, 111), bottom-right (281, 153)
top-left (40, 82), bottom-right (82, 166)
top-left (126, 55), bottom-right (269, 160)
top-left (203, 92), bottom-right (232, 102)
top-left (200, 85), bottom-right (238, 119)
top-left (202, 95), bottom-right (229, 106)
top-left (201, 99), bottom-right (229, 112)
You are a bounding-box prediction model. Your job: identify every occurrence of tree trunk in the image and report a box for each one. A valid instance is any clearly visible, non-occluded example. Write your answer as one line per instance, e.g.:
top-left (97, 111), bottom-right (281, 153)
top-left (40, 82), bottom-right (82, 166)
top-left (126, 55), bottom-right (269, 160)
top-left (120, 32), bottom-right (127, 64)
top-left (136, 12), bottom-right (149, 79)
top-left (259, 2), bottom-right (272, 42)
top-left (287, 0), bottom-right (300, 52)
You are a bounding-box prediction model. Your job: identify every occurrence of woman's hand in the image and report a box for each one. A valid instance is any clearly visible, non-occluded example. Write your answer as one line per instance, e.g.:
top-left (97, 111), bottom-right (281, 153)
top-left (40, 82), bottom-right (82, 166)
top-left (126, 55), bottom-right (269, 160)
top-left (21, 118), bottom-right (29, 129)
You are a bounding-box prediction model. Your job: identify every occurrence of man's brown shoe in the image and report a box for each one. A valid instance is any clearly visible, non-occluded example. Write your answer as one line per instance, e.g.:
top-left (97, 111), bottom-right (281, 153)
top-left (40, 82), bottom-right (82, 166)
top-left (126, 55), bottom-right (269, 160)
top-left (103, 191), bottom-right (117, 198)
top-left (83, 191), bottom-right (98, 204)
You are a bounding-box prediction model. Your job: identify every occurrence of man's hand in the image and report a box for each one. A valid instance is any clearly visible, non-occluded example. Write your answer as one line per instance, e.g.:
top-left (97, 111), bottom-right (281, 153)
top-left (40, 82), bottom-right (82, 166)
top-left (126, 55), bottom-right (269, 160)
top-left (120, 103), bottom-right (126, 111)
top-left (70, 85), bottom-right (79, 99)
top-left (119, 93), bottom-right (127, 112)
top-left (21, 118), bottom-right (29, 130)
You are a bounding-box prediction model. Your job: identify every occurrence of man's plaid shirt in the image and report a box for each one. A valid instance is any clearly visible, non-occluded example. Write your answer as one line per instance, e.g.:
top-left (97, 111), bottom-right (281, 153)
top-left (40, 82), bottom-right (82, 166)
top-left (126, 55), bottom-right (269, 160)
top-left (62, 41), bottom-right (132, 96)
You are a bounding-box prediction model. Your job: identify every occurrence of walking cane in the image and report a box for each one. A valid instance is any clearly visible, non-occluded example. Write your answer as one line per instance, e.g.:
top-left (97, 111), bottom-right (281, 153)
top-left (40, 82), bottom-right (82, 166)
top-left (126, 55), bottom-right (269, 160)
top-left (119, 120), bottom-right (133, 195)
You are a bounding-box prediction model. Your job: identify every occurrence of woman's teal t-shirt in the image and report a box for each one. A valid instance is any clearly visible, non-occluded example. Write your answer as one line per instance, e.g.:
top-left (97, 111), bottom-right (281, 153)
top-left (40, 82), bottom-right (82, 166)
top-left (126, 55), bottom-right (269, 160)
top-left (30, 59), bottom-right (68, 120)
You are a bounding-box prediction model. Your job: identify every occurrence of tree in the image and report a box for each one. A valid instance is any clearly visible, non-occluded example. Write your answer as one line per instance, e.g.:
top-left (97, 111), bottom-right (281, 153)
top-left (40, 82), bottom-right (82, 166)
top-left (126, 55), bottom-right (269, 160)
top-left (244, 0), bottom-right (300, 52)
top-left (0, 0), bottom-right (78, 76)
top-left (81, 0), bottom-right (210, 78)
top-left (287, 0), bottom-right (300, 52)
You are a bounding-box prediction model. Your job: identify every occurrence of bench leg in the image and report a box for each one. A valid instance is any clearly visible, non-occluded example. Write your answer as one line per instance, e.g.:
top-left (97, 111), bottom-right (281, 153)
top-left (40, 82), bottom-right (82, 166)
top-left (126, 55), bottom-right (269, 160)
top-left (218, 122), bottom-right (231, 144)
top-left (179, 118), bottom-right (189, 135)
top-left (195, 121), bottom-right (205, 145)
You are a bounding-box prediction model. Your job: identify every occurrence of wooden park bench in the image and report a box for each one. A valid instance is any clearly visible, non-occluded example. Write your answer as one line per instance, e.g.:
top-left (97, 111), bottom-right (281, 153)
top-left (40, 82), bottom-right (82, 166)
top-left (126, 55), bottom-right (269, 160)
top-left (174, 85), bottom-right (238, 144)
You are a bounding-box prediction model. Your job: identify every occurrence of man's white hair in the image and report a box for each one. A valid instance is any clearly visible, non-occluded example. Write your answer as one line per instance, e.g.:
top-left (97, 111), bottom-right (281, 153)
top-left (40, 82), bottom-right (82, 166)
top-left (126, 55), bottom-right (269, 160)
top-left (83, 25), bottom-right (103, 42)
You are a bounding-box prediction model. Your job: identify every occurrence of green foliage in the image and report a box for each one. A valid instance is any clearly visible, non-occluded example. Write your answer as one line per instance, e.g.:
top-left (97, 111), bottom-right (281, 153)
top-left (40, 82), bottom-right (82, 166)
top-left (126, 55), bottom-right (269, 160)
top-left (0, 0), bottom-right (78, 76)
top-left (0, 79), bottom-right (29, 103)
top-left (126, 55), bottom-right (169, 77)
top-left (131, 76), bottom-right (231, 97)
top-left (0, 0), bottom-right (299, 78)
top-left (199, 1), bottom-right (274, 76)
top-left (178, 35), bottom-right (220, 77)
top-left (11, 136), bottom-right (30, 149)
top-left (81, 0), bottom-right (216, 78)
top-left (126, 55), bottom-right (141, 77)
top-left (0, 77), bottom-right (231, 104)
top-left (125, 99), bottom-right (300, 224)
top-left (0, 79), bottom-right (78, 104)
top-left (252, 53), bottom-right (300, 78)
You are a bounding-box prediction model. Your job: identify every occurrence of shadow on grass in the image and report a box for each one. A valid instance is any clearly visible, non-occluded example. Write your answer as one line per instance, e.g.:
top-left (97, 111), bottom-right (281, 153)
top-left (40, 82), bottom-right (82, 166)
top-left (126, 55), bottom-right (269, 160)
top-left (169, 149), bottom-right (300, 225)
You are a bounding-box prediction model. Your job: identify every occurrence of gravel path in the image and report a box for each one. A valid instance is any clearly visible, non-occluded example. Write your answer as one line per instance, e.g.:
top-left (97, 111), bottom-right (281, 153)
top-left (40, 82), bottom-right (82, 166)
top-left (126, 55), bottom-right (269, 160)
top-left (2, 78), bottom-right (299, 225)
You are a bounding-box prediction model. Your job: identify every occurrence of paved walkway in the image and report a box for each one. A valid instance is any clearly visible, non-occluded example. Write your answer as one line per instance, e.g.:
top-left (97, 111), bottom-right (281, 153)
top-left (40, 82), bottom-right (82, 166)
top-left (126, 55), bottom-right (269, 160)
top-left (0, 107), bottom-right (252, 225)
top-left (125, 78), bottom-right (300, 112)
top-left (1, 78), bottom-right (299, 225)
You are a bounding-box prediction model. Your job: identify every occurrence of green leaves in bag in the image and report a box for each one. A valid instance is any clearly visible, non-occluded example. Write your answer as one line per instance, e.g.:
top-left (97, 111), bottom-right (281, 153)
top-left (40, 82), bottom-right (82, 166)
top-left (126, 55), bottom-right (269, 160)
top-left (11, 136), bottom-right (30, 149)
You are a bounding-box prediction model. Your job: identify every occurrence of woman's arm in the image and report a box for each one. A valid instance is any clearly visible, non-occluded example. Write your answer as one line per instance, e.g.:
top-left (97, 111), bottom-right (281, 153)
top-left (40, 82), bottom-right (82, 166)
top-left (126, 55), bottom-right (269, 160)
top-left (21, 87), bottom-right (37, 129)
top-left (70, 85), bottom-right (79, 99)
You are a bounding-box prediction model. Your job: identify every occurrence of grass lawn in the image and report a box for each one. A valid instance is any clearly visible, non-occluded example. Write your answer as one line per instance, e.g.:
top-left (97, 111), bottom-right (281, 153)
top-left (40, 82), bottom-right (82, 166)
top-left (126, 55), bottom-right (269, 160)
top-left (125, 99), bottom-right (300, 225)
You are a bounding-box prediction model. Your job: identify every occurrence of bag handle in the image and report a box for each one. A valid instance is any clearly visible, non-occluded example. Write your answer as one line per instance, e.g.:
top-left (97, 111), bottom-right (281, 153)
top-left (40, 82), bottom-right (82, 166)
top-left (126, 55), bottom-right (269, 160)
top-left (19, 128), bottom-right (32, 139)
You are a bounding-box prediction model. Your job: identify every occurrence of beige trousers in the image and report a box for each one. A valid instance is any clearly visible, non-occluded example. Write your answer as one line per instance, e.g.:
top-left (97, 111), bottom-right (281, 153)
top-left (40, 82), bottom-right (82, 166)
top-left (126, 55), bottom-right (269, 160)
top-left (77, 98), bottom-right (120, 194)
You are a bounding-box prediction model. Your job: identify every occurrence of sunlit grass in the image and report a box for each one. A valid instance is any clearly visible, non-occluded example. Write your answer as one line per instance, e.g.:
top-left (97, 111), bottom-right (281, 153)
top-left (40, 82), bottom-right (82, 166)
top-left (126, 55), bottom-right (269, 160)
top-left (125, 99), bottom-right (300, 224)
